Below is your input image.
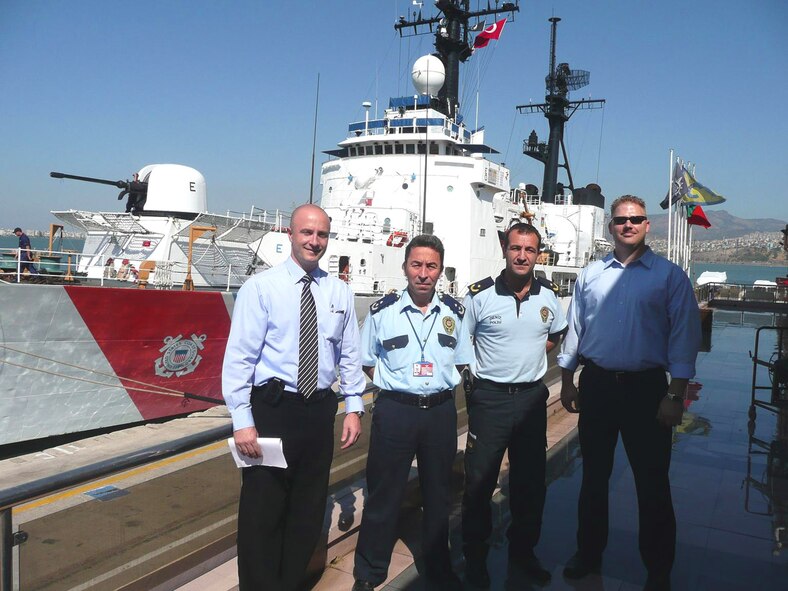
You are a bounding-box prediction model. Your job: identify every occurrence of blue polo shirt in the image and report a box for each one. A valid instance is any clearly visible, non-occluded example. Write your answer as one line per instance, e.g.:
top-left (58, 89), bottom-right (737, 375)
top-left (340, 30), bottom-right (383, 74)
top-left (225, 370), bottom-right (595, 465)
top-left (464, 274), bottom-right (567, 383)
top-left (361, 289), bottom-right (473, 394)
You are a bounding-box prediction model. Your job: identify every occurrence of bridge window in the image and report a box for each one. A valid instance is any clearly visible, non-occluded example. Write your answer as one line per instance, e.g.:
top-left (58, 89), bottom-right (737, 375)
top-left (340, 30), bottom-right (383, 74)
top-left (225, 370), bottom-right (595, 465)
top-left (405, 144), bottom-right (415, 154)
top-left (417, 143), bottom-right (426, 155)
top-left (374, 145), bottom-right (383, 155)
top-left (384, 144), bottom-right (393, 154)
top-left (395, 144), bottom-right (404, 154)
top-left (430, 143), bottom-right (439, 154)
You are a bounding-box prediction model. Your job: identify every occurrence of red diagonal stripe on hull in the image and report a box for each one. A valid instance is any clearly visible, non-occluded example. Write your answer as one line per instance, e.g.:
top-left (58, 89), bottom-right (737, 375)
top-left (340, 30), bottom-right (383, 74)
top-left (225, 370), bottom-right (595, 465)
top-left (65, 286), bottom-right (231, 420)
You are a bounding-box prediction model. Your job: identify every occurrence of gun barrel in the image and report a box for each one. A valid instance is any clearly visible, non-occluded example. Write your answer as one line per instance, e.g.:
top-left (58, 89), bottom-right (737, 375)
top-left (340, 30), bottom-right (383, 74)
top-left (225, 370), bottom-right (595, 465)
top-left (50, 172), bottom-right (128, 189)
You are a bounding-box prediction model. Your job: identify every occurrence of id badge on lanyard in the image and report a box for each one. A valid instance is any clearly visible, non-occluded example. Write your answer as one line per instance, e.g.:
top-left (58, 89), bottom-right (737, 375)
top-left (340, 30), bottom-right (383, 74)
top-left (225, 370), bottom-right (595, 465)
top-left (413, 361), bottom-right (434, 377)
top-left (407, 309), bottom-right (439, 378)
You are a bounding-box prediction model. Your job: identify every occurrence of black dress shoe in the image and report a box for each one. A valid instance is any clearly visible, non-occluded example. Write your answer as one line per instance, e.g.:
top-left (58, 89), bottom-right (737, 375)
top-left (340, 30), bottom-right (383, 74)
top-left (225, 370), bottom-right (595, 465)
top-left (511, 552), bottom-right (551, 585)
top-left (562, 551), bottom-right (602, 579)
top-left (465, 558), bottom-right (491, 588)
top-left (351, 580), bottom-right (375, 591)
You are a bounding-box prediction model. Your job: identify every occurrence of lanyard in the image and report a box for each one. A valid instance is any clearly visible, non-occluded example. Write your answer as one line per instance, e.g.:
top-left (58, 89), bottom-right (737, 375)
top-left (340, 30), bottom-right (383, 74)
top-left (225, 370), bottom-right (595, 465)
top-left (405, 306), bottom-right (440, 363)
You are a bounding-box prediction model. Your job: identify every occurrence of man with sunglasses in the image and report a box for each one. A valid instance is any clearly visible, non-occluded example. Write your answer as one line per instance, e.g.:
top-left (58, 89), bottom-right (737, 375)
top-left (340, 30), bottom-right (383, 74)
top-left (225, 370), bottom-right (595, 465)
top-left (557, 195), bottom-right (701, 591)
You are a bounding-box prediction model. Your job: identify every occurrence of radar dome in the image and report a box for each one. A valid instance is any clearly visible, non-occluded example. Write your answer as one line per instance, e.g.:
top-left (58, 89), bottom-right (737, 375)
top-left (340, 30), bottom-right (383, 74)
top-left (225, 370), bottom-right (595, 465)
top-left (412, 55), bottom-right (445, 96)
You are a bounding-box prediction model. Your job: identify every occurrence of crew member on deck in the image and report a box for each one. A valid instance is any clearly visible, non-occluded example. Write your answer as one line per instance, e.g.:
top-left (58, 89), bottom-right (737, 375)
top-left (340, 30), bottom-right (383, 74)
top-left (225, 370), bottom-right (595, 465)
top-left (13, 227), bottom-right (38, 275)
top-left (352, 235), bottom-right (472, 591)
top-left (223, 204), bottom-right (365, 591)
top-left (462, 223), bottom-right (567, 588)
top-left (558, 195), bottom-right (701, 591)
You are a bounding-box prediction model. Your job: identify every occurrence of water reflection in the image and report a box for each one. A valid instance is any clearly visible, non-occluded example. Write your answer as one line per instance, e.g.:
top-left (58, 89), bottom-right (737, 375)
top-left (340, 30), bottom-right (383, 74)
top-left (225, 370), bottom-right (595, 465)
top-left (745, 323), bottom-right (788, 556)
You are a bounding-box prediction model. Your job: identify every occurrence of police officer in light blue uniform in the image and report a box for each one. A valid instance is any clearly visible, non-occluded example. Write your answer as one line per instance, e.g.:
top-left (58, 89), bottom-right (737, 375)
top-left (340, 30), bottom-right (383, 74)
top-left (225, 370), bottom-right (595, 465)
top-left (462, 223), bottom-right (567, 588)
top-left (352, 234), bottom-right (472, 591)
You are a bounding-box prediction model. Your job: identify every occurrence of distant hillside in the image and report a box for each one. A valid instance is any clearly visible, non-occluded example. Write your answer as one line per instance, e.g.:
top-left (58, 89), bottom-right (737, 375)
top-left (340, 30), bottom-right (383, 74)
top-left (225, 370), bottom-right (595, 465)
top-left (648, 210), bottom-right (786, 240)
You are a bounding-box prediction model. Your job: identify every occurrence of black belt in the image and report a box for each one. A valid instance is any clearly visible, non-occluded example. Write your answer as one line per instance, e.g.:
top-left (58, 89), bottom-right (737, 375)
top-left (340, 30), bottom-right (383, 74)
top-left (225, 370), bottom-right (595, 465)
top-left (379, 389), bottom-right (453, 409)
top-left (252, 379), bottom-right (332, 406)
top-left (473, 377), bottom-right (542, 394)
top-left (581, 359), bottom-right (665, 382)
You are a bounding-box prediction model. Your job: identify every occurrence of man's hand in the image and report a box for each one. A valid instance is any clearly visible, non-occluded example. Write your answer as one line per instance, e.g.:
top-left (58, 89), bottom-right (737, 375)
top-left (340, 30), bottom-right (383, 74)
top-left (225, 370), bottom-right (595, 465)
top-left (340, 412), bottom-right (362, 449)
top-left (656, 397), bottom-right (684, 427)
top-left (560, 382), bottom-right (580, 413)
top-left (560, 368), bottom-right (580, 413)
top-left (234, 426), bottom-right (261, 458)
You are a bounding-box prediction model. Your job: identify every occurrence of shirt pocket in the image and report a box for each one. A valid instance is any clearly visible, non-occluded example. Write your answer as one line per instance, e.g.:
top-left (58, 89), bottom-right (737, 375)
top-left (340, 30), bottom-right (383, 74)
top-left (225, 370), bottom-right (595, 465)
top-left (381, 334), bottom-right (410, 370)
top-left (323, 311), bottom-right (345, 344)
top-left (437, 333), bottom-right (457, 349)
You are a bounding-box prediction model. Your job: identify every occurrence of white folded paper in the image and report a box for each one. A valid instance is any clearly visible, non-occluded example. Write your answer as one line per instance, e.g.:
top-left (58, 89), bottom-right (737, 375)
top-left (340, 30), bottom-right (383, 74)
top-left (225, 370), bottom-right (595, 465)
top-left (227, 437), bottom-right (288, 469)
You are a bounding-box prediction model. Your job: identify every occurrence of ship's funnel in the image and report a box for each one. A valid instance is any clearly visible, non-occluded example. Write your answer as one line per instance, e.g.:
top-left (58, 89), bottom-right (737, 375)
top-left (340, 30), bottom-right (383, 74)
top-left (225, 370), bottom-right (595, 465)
top-left (412, 54), bottom-right (445, 96)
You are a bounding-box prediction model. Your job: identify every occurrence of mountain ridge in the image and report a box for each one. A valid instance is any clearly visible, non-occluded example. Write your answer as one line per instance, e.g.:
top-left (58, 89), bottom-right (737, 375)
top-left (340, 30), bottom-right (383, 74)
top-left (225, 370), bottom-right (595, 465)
top-left (646, 210), bottom-right (785, 240)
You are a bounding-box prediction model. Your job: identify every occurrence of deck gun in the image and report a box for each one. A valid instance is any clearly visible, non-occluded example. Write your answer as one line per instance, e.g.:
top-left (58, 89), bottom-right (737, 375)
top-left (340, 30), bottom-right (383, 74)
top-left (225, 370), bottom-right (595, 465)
top-left (50, 171), bottom-right (148, 214)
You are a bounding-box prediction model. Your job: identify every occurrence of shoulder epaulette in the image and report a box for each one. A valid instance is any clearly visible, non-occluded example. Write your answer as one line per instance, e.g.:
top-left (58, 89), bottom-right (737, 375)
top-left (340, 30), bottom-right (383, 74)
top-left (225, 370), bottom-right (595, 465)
top-left (536, 276), bottom-right (561, 295)
top-left (439, 293), bottom-right (465, 319)
top-left (369, 291), bottom-right (399, 315)
top-left (467, 276), bottom-right (494, 296)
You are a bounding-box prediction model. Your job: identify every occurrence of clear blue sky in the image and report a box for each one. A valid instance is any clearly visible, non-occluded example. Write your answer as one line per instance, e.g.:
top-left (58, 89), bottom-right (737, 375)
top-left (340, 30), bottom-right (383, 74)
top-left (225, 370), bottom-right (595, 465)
top-left (2, 0), bottom-right (786, 230)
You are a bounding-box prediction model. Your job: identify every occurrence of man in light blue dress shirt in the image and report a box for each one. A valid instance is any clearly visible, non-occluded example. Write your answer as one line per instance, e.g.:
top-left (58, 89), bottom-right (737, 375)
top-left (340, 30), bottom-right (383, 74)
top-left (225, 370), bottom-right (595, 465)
top-left (352, 235), bottom-right (472, 591)
top-left (557, 195), bottom-right (701, 591)
top-left (222, 204), bottom-right (365, 591)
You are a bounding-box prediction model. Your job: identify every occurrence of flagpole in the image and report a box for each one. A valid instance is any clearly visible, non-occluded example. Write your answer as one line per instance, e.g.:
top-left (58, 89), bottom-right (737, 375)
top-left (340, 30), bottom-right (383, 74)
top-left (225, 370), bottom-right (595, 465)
top-left (667, 150), bottom-right (674, 261)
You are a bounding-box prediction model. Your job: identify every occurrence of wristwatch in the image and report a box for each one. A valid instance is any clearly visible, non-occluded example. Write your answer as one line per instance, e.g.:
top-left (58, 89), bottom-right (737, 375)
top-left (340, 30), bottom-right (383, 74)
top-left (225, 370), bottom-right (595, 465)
top-left (665, 392), bottom-right (685, 403)
top-left (351, 411), bottom-right (364, 418)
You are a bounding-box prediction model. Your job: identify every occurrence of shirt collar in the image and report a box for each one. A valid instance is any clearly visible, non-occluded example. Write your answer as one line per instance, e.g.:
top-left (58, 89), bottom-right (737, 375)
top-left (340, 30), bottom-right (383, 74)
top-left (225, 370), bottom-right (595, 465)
top-left (494, 271), bottom-right (541, 299)
top-left (284, 256), bottom-right (326, 283)
top-left (604, 246), bottom-right (655, 269)
top-left (399, 289), bottom-right (441, 314)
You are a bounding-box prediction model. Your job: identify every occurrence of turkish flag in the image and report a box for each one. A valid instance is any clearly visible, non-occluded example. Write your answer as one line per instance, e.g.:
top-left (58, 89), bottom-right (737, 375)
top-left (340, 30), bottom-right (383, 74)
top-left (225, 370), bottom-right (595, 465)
top-left (473, 18), bottom-right (507, 49)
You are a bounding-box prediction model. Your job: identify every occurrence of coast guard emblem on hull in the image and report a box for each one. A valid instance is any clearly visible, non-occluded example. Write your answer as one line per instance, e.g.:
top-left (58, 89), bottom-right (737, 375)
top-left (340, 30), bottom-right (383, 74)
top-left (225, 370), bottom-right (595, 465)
top-left (155, 334), bottom-right (206, 378)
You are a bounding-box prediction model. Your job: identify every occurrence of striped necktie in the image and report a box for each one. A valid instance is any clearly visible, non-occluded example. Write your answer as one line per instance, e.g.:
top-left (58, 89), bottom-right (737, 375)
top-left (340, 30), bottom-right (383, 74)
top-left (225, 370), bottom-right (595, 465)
top-left (297, 274), bottom-right (319, 398)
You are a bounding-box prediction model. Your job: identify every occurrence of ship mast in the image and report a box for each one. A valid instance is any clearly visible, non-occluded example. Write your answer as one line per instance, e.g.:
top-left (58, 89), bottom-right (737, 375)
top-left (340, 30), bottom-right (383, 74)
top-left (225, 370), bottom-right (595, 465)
top-left (517, 17), bottom-right (605, 203)
top-left (395, 0), bottom-right (520, 119)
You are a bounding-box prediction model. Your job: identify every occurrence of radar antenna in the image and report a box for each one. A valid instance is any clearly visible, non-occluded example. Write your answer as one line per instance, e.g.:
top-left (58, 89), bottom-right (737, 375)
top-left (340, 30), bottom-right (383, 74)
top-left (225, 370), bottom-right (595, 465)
top-left (517, 17), bottom-right (605, 203)
top-left (395, 1), bottom-right (520, 119)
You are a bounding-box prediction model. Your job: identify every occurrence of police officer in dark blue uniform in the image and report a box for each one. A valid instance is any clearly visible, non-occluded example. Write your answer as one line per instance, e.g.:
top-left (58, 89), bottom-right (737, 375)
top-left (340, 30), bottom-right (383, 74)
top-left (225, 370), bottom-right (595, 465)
top-left (352, 234), bottom-right (473, 591)
top-left (462, 223), bottom-right (567, 588)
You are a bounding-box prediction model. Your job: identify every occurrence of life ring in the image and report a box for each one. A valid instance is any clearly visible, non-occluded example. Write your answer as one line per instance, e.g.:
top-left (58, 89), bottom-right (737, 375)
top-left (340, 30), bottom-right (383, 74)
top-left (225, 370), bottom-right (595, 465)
top-left (386, 231), bottom-right (408, 247)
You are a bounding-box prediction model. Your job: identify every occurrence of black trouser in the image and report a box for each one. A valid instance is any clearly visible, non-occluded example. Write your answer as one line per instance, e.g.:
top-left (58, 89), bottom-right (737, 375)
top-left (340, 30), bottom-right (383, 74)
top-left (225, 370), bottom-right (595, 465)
top-left (237, 388), bottom-right (338, 591)
top-left (462, 379), bottom-right (548, 563)
top-left (576, 363), bottom-right (674, 578)
top-left (353, 394), bottom-right (458, 585)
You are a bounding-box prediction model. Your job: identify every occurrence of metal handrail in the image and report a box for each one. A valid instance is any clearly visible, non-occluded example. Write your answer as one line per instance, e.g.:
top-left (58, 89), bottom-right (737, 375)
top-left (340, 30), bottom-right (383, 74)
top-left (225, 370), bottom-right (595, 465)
top-left (0, 382), bottom-right (381, 590)
top-left (0, 424), bottom-right (232, 591)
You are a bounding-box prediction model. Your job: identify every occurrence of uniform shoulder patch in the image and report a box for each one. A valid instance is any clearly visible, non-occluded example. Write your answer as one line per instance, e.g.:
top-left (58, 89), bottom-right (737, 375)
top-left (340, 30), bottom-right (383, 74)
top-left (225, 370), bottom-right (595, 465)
top-left (439, 293), bottom-right (465, 319)
top-left (369, 291), bottom-right (399, 315)
top-left (467, 276), bottom-right (494, 296)
top-left (536, 276), bottom-right (561, 295)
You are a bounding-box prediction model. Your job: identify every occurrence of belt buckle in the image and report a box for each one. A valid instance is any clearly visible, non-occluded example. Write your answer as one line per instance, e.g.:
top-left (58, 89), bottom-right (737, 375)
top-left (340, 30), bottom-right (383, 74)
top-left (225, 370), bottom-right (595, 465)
top-left (614, 371), bottom-right (626, 382)
top-left (507, 384), bottom-right (518, 394)
top-left (418, 393), bottom-right (430, 409)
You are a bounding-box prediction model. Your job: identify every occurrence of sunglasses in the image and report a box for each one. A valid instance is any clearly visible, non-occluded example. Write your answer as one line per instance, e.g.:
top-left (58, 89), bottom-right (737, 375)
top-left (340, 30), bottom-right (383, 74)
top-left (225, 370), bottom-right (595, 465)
top-left (611, 216), bottom-right (647, 225)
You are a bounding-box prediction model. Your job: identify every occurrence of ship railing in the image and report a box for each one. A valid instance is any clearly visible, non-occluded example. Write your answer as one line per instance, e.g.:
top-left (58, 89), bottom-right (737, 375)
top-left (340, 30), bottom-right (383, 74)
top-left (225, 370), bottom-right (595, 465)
top-left (222, 207), bottom-right (290, 228)
top-left (345, 116), bottom-right (456, 140)
top-left (695, 282), bottom-right (788, 306)
top-left (0, 384), bottom-right (386, 591)
top-left (0, 247), bottom-right (84, 284)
